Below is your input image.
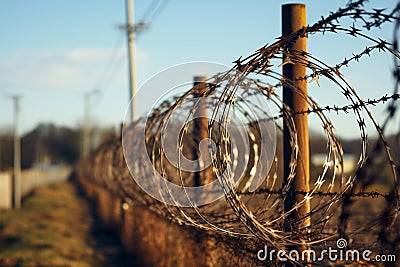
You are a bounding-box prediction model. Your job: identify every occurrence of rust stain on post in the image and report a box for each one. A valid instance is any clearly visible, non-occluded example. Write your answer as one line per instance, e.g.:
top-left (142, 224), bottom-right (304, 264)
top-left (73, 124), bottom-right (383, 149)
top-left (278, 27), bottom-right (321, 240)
top-left (282, 4), bottom-right (311, 234)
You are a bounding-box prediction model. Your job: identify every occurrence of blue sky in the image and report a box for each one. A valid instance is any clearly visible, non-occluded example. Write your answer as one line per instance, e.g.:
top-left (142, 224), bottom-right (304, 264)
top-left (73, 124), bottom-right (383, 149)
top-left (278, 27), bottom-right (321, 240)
top-left (0, 0), bottom-right (398, 138)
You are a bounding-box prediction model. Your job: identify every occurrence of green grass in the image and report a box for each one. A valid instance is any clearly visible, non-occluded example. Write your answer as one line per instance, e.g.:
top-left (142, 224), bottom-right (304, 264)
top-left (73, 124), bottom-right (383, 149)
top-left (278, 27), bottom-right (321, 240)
top-left (0, 182), bottom-right (108, 267)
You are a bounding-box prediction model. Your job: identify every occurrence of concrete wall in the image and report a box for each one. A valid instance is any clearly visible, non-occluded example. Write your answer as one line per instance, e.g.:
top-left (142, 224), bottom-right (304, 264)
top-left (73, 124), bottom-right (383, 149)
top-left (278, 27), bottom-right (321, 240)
top-left (0, 173), bottom-right (12, 209)
top-left (20, 167), bottom-right (71, 197)
top-left (0, 167), bottom-right (71, 210)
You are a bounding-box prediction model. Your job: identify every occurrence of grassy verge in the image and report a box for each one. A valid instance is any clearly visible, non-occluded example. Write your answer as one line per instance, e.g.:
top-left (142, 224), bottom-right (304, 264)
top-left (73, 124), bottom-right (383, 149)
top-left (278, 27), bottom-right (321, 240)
top-left (0, 181), bottom-right (127, 267)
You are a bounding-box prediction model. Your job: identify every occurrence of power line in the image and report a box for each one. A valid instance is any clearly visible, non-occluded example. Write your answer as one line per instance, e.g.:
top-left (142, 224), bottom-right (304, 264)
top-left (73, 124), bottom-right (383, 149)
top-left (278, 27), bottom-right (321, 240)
top-left (139, 0), bottom-right (160, 23)
top-left (143, 0), bottom-right (170, 26)
top-left (136, 0), bottom-right (170, 32)
top-left (91, 51), bottom-right (126, 110)
top-left (88, 0), bottom-right (171, 122)
top-left (92, 34), bottom-right (125, 91)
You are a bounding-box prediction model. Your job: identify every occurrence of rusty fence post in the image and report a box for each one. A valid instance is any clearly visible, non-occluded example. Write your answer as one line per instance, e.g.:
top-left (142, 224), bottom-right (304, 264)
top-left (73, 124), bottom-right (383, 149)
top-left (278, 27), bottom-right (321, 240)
top-left (192, 76), bottom-right (213, 187)
top-left (192, 76), bottom-right (215, 267)
top-left (282, 4), bottom-right (311, 235)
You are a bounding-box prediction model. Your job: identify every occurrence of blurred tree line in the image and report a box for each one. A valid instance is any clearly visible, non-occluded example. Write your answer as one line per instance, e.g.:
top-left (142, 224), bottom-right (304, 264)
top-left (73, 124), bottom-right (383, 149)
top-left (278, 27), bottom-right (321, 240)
top-left (0, 123), bottom-right (117, 170)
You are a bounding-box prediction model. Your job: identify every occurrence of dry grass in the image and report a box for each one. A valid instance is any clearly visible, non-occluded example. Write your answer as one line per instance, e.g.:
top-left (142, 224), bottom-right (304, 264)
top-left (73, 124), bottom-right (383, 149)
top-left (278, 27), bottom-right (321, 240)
top-left (0, 181), bottom-right (133, 267)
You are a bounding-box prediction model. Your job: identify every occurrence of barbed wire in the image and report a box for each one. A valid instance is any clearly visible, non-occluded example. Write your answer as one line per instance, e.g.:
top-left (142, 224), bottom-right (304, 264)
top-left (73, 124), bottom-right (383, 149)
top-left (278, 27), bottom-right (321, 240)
top-left (77, 0), bottom-right (400, 265)
top-left (240, 188), bottom-right (400, 200)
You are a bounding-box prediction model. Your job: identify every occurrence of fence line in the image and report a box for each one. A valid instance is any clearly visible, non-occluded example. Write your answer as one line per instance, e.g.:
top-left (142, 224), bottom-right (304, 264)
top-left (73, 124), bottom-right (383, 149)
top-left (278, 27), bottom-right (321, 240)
top-left (77, 1), bottom-right (400, 265)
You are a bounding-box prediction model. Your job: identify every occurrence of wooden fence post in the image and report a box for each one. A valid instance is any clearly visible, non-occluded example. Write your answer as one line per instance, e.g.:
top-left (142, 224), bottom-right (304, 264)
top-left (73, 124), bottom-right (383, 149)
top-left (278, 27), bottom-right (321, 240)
top-left (282, 3), bottom-right (311, 235)
top-left (192, 76), bottom-right (212, 187)
top-left (192, 76), bottom-right (215, 267)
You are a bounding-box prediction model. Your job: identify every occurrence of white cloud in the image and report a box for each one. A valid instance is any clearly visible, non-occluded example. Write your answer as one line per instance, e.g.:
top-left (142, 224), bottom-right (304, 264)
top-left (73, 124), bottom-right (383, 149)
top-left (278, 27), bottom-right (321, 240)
top-left (0, 47), bottom-right (149, 91)
top-left (65, 48), bottom-right (119, 64)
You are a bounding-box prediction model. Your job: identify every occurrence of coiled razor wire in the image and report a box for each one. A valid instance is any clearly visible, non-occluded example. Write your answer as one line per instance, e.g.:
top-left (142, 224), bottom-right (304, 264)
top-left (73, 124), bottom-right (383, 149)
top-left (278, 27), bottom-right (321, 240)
top-left (77, 0), bottom-right (400, 265)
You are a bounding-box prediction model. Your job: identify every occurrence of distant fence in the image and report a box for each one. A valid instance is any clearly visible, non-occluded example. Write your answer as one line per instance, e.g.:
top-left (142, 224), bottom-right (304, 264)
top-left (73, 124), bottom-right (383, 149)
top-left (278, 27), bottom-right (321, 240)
top-left (0, 167), bottom-right (71, 210)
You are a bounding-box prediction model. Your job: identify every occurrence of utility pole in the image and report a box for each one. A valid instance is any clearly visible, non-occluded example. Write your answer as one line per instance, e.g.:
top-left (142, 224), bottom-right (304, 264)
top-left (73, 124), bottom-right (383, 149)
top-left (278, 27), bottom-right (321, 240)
top-left (126, 0), bottom-right (136, 122)
top-left (0, 132), bottom-right (2, 171)
top-left (126, 0), bottom-right (137, 123)
top-left (122, 0), bottom-right (148, 123)
top-left (81, 90), bottom-right (98, 158)
top-left (9, 95), bottom-right (21, 208)
top-left (282, 4), bottom-right (310, 235)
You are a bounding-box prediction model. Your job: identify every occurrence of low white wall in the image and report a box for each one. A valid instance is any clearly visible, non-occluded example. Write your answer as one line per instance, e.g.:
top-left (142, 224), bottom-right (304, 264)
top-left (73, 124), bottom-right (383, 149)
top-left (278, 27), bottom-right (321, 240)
top-left (20, 167), bottom-right (71, 197)
top-left (0, 167), bottom-right (71, 210)
top-left (0, 172), bottom-right (12, 209)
